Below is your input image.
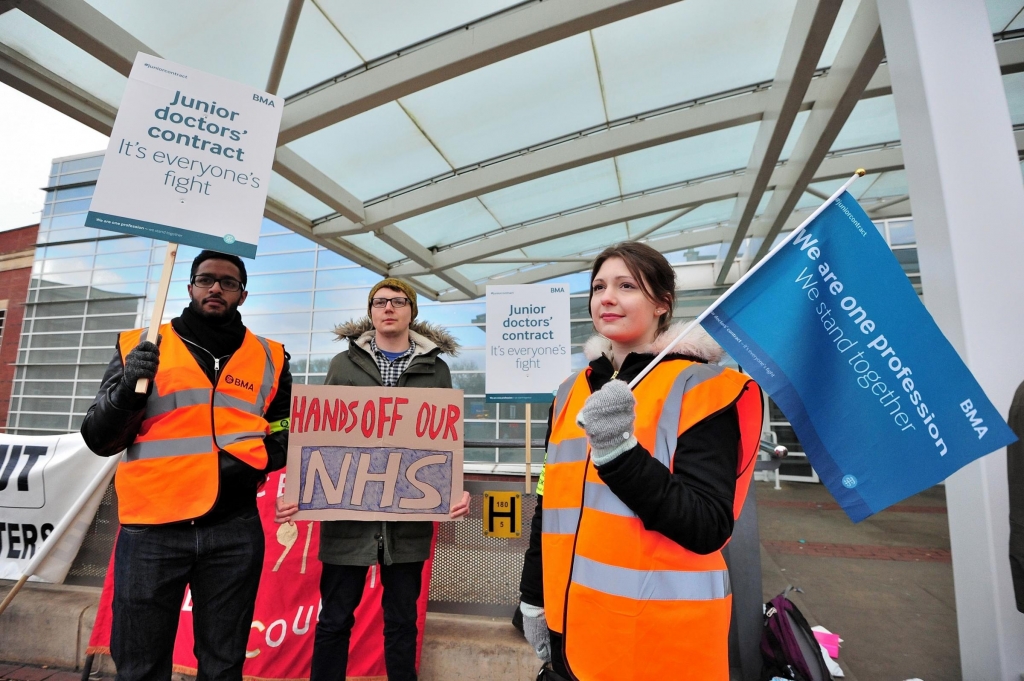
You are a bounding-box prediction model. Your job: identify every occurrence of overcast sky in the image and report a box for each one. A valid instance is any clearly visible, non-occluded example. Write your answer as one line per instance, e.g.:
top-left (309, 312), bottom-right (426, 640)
top-left (0, 82), bottom-right (109, 233)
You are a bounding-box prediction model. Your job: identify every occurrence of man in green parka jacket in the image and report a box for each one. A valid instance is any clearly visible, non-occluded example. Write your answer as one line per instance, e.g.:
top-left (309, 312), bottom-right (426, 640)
top-left (276, 277), bottom-right (470, 681)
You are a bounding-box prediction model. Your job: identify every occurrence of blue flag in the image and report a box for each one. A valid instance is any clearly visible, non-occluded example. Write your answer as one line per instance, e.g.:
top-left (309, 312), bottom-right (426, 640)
top-left (701, 192), bottom-right (1016, 521)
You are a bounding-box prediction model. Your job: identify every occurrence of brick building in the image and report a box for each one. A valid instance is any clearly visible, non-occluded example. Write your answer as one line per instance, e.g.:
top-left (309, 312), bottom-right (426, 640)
top-left (0, 224), bottom-right (38, 431)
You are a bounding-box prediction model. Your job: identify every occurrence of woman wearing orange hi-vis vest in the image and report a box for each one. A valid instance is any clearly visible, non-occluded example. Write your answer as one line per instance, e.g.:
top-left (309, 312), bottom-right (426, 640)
top-left (517, 242), bottom-right (764, 681)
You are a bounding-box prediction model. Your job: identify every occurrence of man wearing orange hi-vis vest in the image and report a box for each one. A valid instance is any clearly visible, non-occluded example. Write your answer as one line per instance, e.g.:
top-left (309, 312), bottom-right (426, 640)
top-left (81, 250), bottom-right (292, 681)
top-left (518, 242), bottom-right (763, 680)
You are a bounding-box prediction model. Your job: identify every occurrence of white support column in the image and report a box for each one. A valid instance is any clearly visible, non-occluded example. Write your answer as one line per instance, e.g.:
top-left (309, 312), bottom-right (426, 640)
top-left (877, 1), bottom-right (1024, 678)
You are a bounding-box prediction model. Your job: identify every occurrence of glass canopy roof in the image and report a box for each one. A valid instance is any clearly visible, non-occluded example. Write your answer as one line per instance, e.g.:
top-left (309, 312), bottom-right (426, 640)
top-left (2, 0), bottom-right (1022, 300)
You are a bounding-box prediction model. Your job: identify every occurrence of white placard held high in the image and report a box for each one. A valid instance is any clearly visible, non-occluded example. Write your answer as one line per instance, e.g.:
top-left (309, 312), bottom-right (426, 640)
top-left (485, 284), bottom-right (571, 403)
top-left (85, 54), bottom-right (283, 258)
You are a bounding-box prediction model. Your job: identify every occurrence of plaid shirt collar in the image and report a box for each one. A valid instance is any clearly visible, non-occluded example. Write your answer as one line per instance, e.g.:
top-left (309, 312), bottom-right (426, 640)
top-left (369, 335), bottom-right (416, 387)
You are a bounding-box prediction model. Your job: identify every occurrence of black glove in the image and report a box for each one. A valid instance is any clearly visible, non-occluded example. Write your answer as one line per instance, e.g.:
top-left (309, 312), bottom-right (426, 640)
top-left (122, 338), bottom-right (161, 388)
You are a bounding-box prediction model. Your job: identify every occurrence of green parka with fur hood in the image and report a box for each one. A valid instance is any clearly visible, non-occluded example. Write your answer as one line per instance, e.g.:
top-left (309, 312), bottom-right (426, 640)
top-left (319, 316), bottom-right (460, 566)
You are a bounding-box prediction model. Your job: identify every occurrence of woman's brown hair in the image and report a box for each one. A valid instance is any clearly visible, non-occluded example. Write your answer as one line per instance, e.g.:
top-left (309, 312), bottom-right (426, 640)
top-left (589, 242), bottom-right (676, 337)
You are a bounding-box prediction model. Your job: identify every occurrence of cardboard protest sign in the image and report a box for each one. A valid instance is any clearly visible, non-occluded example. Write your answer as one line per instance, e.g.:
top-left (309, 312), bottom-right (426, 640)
top-left (485, 284), bottom-right (571, 403)
top-left (285, 385), bottom-right (464, 522)
top-left (86, 53), bottom-right (283, 258)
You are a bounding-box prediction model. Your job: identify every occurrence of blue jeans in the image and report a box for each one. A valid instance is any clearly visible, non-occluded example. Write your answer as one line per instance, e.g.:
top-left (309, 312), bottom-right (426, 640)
top-left (111, 513), bottom-right (265, 681)
top-left (311, 561), bottom-right (423, 681)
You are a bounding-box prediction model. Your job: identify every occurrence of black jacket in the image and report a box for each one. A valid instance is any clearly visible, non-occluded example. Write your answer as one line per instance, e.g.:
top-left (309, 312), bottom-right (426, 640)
top-left (80, 315), bottom-right (291, 525)
top-left (1008, 379), bottom-right (1024, 612)
top-left (519, 351), bottom-right (742, 608)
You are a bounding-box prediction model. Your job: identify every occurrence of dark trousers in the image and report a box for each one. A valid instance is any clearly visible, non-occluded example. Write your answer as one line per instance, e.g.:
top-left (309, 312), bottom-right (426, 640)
top-left (111, 513), bottom-right (265, 681)
top-left (548, 630), bottom-right (570, 678)
top-left (311, 561), bottom-right (423, 681)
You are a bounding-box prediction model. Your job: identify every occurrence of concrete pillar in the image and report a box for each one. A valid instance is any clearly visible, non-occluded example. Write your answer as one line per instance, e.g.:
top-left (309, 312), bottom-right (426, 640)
top-left (876, 0), bottom-right (1024, 678)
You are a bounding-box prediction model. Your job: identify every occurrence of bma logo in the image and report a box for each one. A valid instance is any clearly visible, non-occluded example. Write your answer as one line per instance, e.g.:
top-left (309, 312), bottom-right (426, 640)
top-left (0, 443), bottom-right (50, 509)
top-left (959, 399), bottom-right (988, 439)
top-left (253, 94), bottom-right (276, 106)
top-left (550, 287), bottom-right (565, 293)
top-left (226, 374), bottom-right (255, 392)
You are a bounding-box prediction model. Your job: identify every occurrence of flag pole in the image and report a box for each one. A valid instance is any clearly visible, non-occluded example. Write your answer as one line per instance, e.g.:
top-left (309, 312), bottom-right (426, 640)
top-left (0, 453), bottom-right (119, 617)
top-left (628, 169), bottom-right (866, 389)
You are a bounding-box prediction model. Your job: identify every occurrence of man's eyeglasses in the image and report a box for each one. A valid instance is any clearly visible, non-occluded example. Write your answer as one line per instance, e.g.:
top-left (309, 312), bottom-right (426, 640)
top-left (191, 274), bottom-right (244, 292)
top-left (371, 296), bottom-right (410, 309)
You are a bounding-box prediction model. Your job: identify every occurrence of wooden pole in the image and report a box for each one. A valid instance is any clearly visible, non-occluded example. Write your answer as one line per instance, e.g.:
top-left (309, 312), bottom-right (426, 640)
top-left (136, 242), bottom-right (178, 393)
top-left (524, 403), bottom-right (532, 494)
top-left (0, 575), bottom-right (28, 617)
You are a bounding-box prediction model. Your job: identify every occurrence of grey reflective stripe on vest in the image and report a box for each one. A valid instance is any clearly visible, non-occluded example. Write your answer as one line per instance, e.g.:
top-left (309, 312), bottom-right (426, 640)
top-left (253, 335), bottom-right (276, 415)
top-left (546, 437), bottom-right (588, 465)
top-left (214, 392), bottom-right (261, 415)
top-left (126, 436), bottom-right (212, 461)
top-left (583, 482), bottom-right (636, 518)
top-left (653, 363), bottom-right (725, 467)
top-left (553, 371), bottom-right (581, 422)
top-left (145, 388), bottom-right (211, 419)
top-left (542, 506), bottom-right (582, 535)
top-left (570, 555), bottom-right (731, 601)
top-left (219, 430), bottom-right (267, 447)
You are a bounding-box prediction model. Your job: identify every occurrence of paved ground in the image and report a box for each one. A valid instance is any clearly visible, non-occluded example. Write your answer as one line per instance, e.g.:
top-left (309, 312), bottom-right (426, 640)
top-left (757, 480), bottom-right (956, 681)
top-left (0, 665), bottom-right (88, 681)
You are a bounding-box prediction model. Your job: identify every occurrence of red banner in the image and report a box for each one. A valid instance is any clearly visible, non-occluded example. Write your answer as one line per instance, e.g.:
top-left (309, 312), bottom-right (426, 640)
top-left (87, 471), bottom-right (433, 680)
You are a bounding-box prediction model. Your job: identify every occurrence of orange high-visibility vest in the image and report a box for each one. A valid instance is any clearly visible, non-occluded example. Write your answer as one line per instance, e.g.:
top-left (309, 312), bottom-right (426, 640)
top-left (542, 359), bottom-right (763, 681)
top-left (116, 323), bottom-right (285, 524)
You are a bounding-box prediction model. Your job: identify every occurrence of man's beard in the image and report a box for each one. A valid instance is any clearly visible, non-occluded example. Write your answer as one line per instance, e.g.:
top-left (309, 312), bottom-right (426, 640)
top-left (190, 296), bottom-right (239, 321)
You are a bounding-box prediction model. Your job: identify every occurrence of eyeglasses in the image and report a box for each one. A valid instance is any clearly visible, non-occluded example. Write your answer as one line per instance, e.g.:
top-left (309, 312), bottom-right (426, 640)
top-left (371, 296), bottom-right (410, 309)
top-left (191, 274), bottom-right (244, 292)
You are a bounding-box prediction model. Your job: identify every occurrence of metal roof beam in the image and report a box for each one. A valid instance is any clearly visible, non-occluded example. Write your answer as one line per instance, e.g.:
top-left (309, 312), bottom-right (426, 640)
top-left (278, 0), bottom-right (682, 145)
top-left (0, 43), bottom-right (115, 134)
top-left (376, 225), bottom-right (435, 268)
top-left (314, 90), bottom-right (767, 236)
top-left (390, 175), bottom-right (744, 276)
top-left (372, 225), bottom-right (483, 295)
top-left (747, 0), bottom-right (885, 265)
top-left (262, 198), bottom-right (401, 285)
top-left (391, 144), bottom-right (903, 280)
top-left (273, 147), bottom-right (365, 222)
top-left (435, 224), bottom-right (736, 300)
top-left (265, 0), bottom-right (303, 96)
top-left (716, 0), bottom-right (842, 285)
top-left (434, 269), bottom-right (480, 299)
top-left (866, 193), bottom-right (910, 214)
top-left (16, 0), bottom-right (153, 75)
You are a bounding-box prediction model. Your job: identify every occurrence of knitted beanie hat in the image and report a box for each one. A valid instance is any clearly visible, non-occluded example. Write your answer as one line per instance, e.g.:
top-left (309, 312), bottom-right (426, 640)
top-left (368, 278), bottom-right (418, 320)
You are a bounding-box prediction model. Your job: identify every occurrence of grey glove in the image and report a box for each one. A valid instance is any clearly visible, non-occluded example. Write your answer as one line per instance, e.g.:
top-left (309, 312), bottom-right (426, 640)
top-left (122, 338), bottom-right (160, 388)
top-left (577, 379), bottom-right (637, 465)
top-left (520, 602), bottom-right (551, 663)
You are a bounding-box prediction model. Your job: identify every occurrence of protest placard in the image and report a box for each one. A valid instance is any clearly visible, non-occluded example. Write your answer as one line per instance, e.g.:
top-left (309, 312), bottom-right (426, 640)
top-left (84, 53), bottom-right (284, 393)
top-left (485, 284), bottom-right (571, 491)
top-left (485, 284), bottom-right (572, 403)
top-left (284, 385), bottom-right (464, 522)
top-left (86, 53), bottom-right (282, 258)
